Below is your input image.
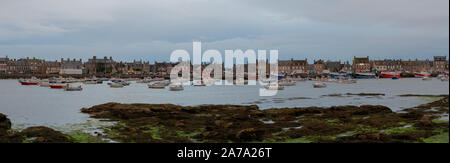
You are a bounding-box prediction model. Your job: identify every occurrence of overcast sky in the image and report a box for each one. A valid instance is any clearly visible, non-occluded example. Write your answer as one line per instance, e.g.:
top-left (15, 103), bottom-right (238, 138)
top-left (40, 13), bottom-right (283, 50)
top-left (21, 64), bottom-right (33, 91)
top-left (0, 0), bottom-right (448, 62)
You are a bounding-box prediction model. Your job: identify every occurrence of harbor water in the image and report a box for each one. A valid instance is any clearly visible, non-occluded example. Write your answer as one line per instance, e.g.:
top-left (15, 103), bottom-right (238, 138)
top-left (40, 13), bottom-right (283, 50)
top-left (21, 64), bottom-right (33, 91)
top-left (0, 78), bottom-right (448, 128)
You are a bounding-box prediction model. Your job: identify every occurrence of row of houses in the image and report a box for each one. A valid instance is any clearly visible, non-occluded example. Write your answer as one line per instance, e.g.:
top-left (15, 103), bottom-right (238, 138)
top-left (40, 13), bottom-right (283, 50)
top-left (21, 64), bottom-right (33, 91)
top-left (0, 56), bottom-right (449, 75)
top-left (0, 56), bottom-right (176, 75)
top-left (277, 56), bottom-right (449, 74)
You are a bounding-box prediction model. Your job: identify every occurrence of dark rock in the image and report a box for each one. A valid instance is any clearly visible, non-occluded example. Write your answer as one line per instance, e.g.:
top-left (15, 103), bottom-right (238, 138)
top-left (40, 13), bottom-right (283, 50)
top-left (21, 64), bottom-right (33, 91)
top-left (0, 113), bottom-right (12, 132)
top-left (20, 126), bottom-right (72, 143)
top-left (236, 128), bottom-right (264, 141)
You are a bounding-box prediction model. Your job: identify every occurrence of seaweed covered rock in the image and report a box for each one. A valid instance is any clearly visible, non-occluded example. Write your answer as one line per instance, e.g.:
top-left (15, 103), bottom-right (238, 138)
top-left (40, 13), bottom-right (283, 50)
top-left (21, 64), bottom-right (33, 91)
top-left (236, 128), bottom-right (265, 141)
top-left (20, 126), bottom-right (72, 143)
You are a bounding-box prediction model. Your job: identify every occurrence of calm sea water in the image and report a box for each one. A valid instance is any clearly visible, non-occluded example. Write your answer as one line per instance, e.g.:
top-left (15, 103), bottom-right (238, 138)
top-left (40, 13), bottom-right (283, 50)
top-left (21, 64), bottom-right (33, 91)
top-left (0, 78), bottom-right (448, 128)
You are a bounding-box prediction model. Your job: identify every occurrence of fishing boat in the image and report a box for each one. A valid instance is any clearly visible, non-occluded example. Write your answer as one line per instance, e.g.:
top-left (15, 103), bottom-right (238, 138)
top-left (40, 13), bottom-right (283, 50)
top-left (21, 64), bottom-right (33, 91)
top-left (38, 81), bottom-right (50, 87)
top-left (65, 85), bottom-right (83, 91)
top-left (354, 73), bottom-right (376, 79)
top-left (264, 83), bottom-right (284, 90)
top-left (110, 82), bottom-right (124, 88)
top-left (109, 79), bottom-right (130, 86)
top-left (338, 78), bottom-right (357, 84)
top-left (169, 85), bottom-right (184, 91)
top-left (330, 73), bottom-right (350, 79)
top-left (392, 76), bottom-right (399, 80)
top-left (278, 79), bottom-right (296, 86)
top-left (20, 80), bottom-right (39, 85)
top-left (148, 83), bottom-right (166, 89)
top-left (19, 77), bottom-right (39, 85)
top-left (313, 82), bottom-right (327, 88)
top-left (414, 72), bottom-right (431, 78)
top-left (381, 72), bottom-right (402, 79)
top-left (441, 77), bottom-right (449, 82)
top-left (50, 84), bottom-right (67, 89)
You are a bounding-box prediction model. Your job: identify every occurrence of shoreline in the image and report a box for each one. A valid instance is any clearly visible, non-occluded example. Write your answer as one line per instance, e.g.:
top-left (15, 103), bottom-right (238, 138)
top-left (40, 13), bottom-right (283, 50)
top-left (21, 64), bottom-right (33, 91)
top-left (1, 95), bottom-right (448, 143)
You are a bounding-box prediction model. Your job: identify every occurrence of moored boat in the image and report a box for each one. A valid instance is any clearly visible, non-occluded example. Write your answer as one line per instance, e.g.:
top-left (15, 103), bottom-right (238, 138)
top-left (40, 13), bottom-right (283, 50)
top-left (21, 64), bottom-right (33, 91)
top-left (264, 83), bottom-right (284, 90)
top-left (38, 81), bottom-right (50, 87)
top-left (278, 79), bottom-right (296, 86)
top-left (313, 82), bottom-right (327, 88)
top-left (381, 72), bottom-right (402, 79)
top-left (20, 80), bottom-right (39, 85)
top-left (110, 82), bottom-right (124, 88)
top-left (354, 73), bottom-right (376, 79)
top-left (65, 85), bottom-right (83, 91)
top-left (148, 83), bottom-right (166, 89)
top-left (50, 84), bottom-right (67, 89)
top-left (169, 85), bottom-right (184, 91)
top-left (414, 72), bottom-right (431, 78)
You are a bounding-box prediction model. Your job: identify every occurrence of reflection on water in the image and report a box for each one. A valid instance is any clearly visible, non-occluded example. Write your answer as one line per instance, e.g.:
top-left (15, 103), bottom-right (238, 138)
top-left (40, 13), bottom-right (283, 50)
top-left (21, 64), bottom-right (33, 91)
top-left (0, 78), bottom-right (448, 128)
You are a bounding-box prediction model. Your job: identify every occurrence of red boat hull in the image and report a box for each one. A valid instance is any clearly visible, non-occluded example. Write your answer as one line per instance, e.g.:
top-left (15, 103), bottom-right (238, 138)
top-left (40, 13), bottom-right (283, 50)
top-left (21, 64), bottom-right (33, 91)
top-left (20, 82), bottom-right (38, 85)
top-left (414, 72), bottom-right (431, 78)
top-left (381, 73), bottom-right (401, 78)
top-left (50, 85), bottom-right (66, 89)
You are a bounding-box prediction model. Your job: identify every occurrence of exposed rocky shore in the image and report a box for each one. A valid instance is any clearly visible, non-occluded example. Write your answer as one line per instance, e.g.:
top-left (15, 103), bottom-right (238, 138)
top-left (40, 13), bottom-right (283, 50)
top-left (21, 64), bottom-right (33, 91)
top-left (79, 95), bottom-right (449, 143)
top-left (1, 95), bottom-right (448, 143)
top-left (1, 114), bottom-right (72, 143)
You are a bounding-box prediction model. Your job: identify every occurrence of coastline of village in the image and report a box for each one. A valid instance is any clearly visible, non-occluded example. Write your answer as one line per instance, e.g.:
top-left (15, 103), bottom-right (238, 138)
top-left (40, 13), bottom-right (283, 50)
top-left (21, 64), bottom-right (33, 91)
top-left (0, 56), bottom-right (449, 80)
top-left (1, 55), bottom-right (449, 143)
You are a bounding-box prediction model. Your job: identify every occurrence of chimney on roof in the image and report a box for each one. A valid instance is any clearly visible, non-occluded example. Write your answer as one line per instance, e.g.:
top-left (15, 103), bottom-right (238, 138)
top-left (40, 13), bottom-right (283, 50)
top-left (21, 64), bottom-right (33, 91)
top-left (61, 58), bottom-right (64, 63)
top-left (93, 56), bottom-right (97, 60)
top-left (104, 56), bottom-right (107, 60)
top-left (110, 56), bottom-right (112, 60)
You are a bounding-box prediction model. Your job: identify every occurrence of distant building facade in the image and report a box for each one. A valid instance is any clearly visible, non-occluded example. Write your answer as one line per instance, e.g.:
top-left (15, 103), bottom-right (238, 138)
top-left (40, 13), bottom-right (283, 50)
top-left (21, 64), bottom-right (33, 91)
top-left (353, 56), bottom-right (371, 73)
top-left (85, 56), bottom-right (116, 75)
top-left (0, 57), bottom-right (8, 73)
top-left (433, 56), bottom-right (448, 73)
top-left (278, 58), bottom-right (308, 74)
top-left (325, 60), bottom-right (342, 73)
top-left (313, 59), bottom-right (325, 74)
top-left (60, 58), bottom-right (83, 75)
top-left (372, 59), bottom-right (403, 72)
top-left (44, 60), bottom-right (61, 74)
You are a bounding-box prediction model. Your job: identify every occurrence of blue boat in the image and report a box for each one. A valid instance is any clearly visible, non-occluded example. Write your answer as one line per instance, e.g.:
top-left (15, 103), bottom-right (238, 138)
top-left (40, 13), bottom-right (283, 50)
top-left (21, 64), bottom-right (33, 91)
top-left (392, 76), bottom-right (399, 80)
top-left (330, 73), bottom-right (350, 79)
top-left (354, 73), bottom-right (376, 79)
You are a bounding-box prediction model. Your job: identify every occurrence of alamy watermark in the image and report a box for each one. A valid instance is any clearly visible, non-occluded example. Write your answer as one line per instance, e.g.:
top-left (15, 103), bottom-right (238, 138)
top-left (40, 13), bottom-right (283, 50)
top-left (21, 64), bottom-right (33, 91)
top-left (170, 42), bottom-right (279, 96)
